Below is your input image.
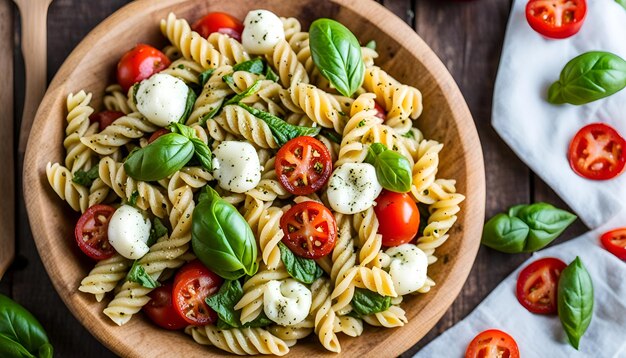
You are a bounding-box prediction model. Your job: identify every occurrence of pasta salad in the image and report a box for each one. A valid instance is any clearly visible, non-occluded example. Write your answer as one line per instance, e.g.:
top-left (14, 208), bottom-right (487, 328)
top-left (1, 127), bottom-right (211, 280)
top-left (46, 8), bottom-right (464, 355)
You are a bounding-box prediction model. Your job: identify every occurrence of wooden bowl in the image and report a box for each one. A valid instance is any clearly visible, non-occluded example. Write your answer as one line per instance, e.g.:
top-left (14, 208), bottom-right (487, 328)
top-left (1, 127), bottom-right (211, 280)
top-left (24, 0), bottom-right (485, 356)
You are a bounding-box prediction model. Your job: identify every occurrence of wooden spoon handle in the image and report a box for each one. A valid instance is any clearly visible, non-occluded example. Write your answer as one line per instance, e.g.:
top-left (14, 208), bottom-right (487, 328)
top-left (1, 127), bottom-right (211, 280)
top-left (17, 0), bottom-right (51, 155)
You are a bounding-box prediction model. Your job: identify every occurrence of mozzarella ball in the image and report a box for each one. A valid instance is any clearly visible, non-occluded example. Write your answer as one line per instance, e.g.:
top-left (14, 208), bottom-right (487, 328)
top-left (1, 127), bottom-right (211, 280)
top-left (107, 205), bottom-right (151, 260)
top-left (263, 279), bottom-right (312, 326)
top-left (135, 73), bottom-right (189, 127)
top-left (242, 10), bottom-right (285, 54)
top-left (385, 244), bottom-right (428, 295)
top-left (327, 163), bottom-right (383, 214)
top-left (212, 141), bottom-right (262, 193)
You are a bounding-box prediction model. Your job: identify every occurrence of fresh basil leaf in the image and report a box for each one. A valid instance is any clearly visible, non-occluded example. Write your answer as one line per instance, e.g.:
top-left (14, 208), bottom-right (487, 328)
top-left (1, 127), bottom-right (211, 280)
top-left (617, 0), bottom-right (626, 10)
top-left (224, 80), bottom-right (262, 106)
top-left (128, 190), bottom-right (139, 207)
top-left (190, 138), bottom-right (213, 171)
top-left (350, 288), bottom-right (391, 316)
top-left (365, 40), bottom-right (376, 50)
top-left (169, 122), bottom-right (196, 138)
top-left (199, 69), bottom-right (215, 87)
top-left (179, 87), bottom-right (197, 123)
top-left (364, 143), bottom-right (411, 193)
top-left (320, 129), bottom-right (342, 144)
top-left (515, 203), bottom-right (577, 252)
top-left (192, 187), bottom-right (259, 280)
top-left (278, 243), bottom-right (324, 284)
top-left (265, 65), bottom-right (279, 82)
top-left (0, 295), bottom-right (53, 358)
top-left (72, 166), bottom-right (99, 187)
top-left (232, 58), bottom-right (265, 74)
top-left (237, 103), bottom-right (320, 145)
top-left (309, 19), bottom-right (365, 97)
top-left (481, 214), bottom-right (530, 253)
top-left (147, 217), bottom-right (168, 247)
top-left (548, 51), bottom-right (626, 105)
top-left (558, 257), bottom-right (593, 349)
top-left (124, 133), bottom-right (194, 181)
top-left (402, 130), bottom-right (415, 139)
top-left (126, 260), bottom-right (160, 288)
top-left (207, 279), bottom-right (271, 329)
top-left (507, 204), bottom-right (527, 217)
top-left (198, 105), bottom-right (222, 126)
top-left (222, 74), bottom-right (235, 86)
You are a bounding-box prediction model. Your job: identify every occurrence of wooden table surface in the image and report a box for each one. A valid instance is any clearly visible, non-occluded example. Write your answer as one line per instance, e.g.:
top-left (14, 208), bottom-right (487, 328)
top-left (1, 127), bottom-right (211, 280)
top-left (4, 0), bottom-right (589, 356)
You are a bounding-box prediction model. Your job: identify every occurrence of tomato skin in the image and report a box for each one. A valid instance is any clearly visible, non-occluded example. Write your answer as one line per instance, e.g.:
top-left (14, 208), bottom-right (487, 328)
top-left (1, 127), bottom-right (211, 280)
top-left (526, 0), bottom-right (587, 39)
top-left (373, 102), bottom-right (387, 121)
top-left (192, 12), bottom-right (244, 42)
top-left (465, 329), bottom-right (520, 358)
top-left (374, 190), bottom-right (419, 247)
top-left (275, 137), bottom-right (333, 196)
top-left (568, 123), bottom-right (626, 180)
top-left (516, 257), bottom-right (567, 315)
top-left (89, 111), bottom-right (124, 131)
top-left (600, 228), bottom-right (626, 260)
top-left (148, 128), bottom-right (170, 144)
top-left (116, 44), bottom-right (171, 92)
top-left (172, 260), bottom-right (222, 326)
top-left (143, 282), bottom-right (189, 330)
top-left (280, 201), bottom-right (337, 259)
top-left (74, 205), bottom-right (117, 260)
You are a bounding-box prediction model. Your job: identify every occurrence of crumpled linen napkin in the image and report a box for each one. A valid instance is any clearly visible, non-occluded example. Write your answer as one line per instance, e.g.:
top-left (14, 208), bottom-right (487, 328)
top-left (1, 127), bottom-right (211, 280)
top-left (417, 0), bottom-right (626, 356)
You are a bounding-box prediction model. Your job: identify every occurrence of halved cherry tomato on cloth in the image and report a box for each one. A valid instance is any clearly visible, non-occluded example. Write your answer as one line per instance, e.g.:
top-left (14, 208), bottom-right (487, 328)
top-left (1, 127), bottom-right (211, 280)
top-left (280, 201), bottom-right (337, 259)
top-left (516, 257), bottom-right (567, 314)
top-left (117, 44), bottom-right (171, 92)
top-left (600, 228), bottom-right (626, 260)
top-left (148, 128), bottom-right (171, 144)
top-left (374, 190), bottom-right (419, 247)
top-left (568, 123), bottom-right (626, 180)
top-left (526, 0), bottom-right (587, 39)
top-left (172, 260), bottom-right (222, 326)
top-left (465, 329), bottom-right (520, 358)
top-left (143, 282), bottom-right (189, 330)
top-left (275, 136), bottom-right (333, 196)
top-left (373, 101), bottom-right (386, 121)
top-left (192, 12), bottom-right (244, 42)
top-left (74, 204), bottom-right (117, 260)
top-left (89, 111), bottom-right (124, 131)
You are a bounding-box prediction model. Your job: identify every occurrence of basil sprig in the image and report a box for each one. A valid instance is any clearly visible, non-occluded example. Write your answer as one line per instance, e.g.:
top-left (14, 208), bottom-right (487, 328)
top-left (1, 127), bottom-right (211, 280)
top-left (180, 88), bottom-right (197, 123)
top-left (365, 40), bottom-right (376, 50)
top-left (320, 128), bottom-right (342, 144)
top-left (206, 280), bottom-right (272, 329)
top-left (147, 217), bottom-right (168, 247)
top-left (237, 103), bottom-right (320, 145)
top-left (222, 58), bottom-right (277, 85)
top-left (72, 166), bottom-right (99, 187)
top-left (278, 242), bottom-right (324, 284)
top-left (0, 295), bottom-right (53, 358)
top-left (224, 80), bottom-right (262, 106)
top-left (558, 257), bottom-right (593, 349)
top-left (617, 0), bottom-right (626, 10)
top-left (309, 18), bottom-right (365, 97)
top-left (364, 143), bottom-right (412, 193)
top-left (349, 288), bottom-right (391, 317)
top-left (199, 69), bottom-right (215, 87)
top-left (481, 202), bottom-right (576, 253)
top-left (192, 187), bottom-right (259, 280)
top-left (126, 260), bottom-right (160, 289)
top-left (548, 51), bottom-right (626, 105)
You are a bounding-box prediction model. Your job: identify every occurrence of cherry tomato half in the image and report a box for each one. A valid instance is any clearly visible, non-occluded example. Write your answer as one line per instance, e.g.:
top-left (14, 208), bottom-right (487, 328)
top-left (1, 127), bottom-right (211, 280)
top-left (74, 205), bottom-right (117, 260)
top-left (600, 228), bottom-right (626, 260)
top-left (526, 0), bottom-right (587, 39)
top-left (143, 282), bottom-right (189, 330)
top-left (465, 329), bottom-right (520, 358)
top-left (275, 137), bottom-right (333, 196)
top-left (192, 12), bottom-right (244, 42)
top-left (373, 101), bottom-right (387, 121)
top-left (117, 44), bottom-right (171, 92)
top-left (568, 123), bottom-right (626, 180)
top-left (516, 257), bottom-right (567, 315)
top-left (89, 111), bottom-right (124, 131)
top-left (172, 260), bottom-right (222, 326)
top-left (280, 201), bottom-right (337, 259)
top-left (148, 128), bottom-right (171, 144)
top-left (374, 190), bottom-right (420, 247)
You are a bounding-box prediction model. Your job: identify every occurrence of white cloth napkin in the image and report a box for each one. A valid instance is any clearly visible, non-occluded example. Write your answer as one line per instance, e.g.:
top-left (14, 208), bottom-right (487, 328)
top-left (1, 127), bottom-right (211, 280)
top-left (418, 0), bottom-right (626, 356)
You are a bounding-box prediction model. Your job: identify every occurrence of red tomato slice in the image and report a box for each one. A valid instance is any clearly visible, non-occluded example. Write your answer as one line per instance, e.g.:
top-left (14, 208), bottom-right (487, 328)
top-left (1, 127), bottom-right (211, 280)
top-left (148, 128), bottom-right (171, 144)
top-left (516, 257), bottom-right (567, 315)
top-left (280, 201), bottom-right (337, 259)
top-left (117, 44), bottom-right (171, 92)
top-left (143, 282), bottom-right (189, 330)
top-left (373, 101), bottom-right (387, 121)
top-left (374, 190), bottom-right (420, 247)
top-left (568, 123), bottom-right (626, 180)
top-left (89, 111), bottom-right (124, 131)
top-left (275, 137), bottom-right (333, 196)
top-left (173, 260), bottom-right (222, 326)
top-left (465, 329), bottom-right (520, 358)
top-left (74, 205), bottom-right (117, 260)
top-left (526, 0), bottom-right (587, 39)
top-left (192, 12), bottom-right (244, 42)
top-left (600, 228), bottom-right (626, 260)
